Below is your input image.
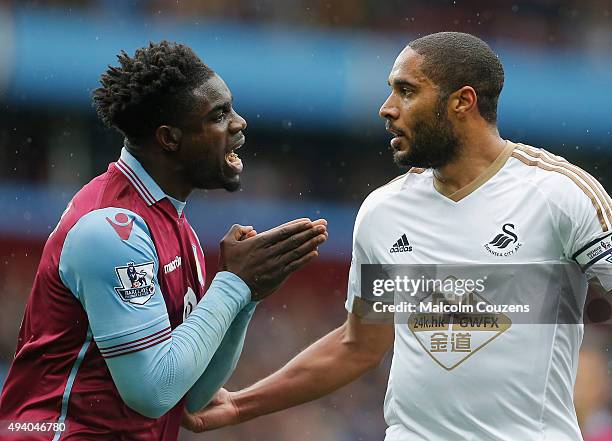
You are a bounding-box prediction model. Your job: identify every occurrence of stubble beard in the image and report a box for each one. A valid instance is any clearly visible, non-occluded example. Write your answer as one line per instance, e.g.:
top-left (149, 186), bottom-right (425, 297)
top-left (393, 99), bottom-right (460, 169)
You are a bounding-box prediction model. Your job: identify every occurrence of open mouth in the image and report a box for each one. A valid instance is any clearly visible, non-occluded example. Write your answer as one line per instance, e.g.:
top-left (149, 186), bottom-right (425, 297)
top-left (390, 135), bottom-right (404, 149)
top-left (390, 131), bottom-right (404, 150)
top-left (386, 127), bottom-right (405, 150)
top-left (225, 137), bottom-right (245, 174)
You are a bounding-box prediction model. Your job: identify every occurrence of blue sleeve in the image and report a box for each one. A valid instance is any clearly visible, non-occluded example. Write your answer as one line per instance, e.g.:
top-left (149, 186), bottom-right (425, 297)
top-left (185, 301), bottom-right (257, 412)
top-left (59, 208), bottom-right (251, 418)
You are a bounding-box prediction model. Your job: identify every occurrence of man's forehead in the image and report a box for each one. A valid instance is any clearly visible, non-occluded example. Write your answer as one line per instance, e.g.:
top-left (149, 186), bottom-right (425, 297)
top-left (388, 47), bottom-right (428, 85)
top-left (193, 74), bottom-right (231, 110)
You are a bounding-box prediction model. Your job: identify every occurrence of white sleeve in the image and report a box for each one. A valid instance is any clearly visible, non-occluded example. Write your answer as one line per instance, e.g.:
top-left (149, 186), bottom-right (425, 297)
top-left (345, 201), bottom-right (373, 313)
top-left (559, 175), bottom-right (612, 291)
top-left (572, 233), bottom-right (612, 291)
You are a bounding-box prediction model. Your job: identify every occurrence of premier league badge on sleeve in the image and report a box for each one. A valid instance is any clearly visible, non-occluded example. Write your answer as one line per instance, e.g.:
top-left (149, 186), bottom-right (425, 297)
top-left (114, 261), bottom-right (156, 305)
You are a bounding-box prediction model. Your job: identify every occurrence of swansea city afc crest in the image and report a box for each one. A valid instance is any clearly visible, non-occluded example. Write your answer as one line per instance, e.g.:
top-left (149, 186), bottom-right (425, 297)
top-left (114, 261), bottom-right (156, 305)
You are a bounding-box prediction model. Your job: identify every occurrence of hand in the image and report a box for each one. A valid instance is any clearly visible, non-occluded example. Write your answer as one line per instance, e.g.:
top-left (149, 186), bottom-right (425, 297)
top-left (219, 218), bottom-right (328, 301)
top-left (181, 388), bottom-right (239, 433)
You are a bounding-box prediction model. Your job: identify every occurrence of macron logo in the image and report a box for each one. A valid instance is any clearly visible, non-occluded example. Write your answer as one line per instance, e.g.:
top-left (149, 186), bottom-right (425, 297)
top-left (164, 256), bottom-right (182, 274)
top-left (106, 213), bottom-right (134, 241)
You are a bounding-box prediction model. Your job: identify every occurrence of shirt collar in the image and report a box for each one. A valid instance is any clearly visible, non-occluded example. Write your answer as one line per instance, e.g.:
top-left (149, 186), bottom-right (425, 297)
top-left (166, 195), bottom-right (186, 217)
top-left (115, 147), bottom-right (170, 207)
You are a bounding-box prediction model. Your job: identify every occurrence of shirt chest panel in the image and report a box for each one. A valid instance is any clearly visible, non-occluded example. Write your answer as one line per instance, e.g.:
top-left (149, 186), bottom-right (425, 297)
top-left (366, 188), bottom-right (563, 264)
top-left (146, 215), bottom-right (206, 329)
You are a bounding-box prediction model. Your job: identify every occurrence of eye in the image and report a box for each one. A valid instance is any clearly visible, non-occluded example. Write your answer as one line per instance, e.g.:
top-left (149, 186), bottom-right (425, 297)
top-left (402, 88), bottom-right (413, 96)
top-left (214, 111), bottom-right (227, 122)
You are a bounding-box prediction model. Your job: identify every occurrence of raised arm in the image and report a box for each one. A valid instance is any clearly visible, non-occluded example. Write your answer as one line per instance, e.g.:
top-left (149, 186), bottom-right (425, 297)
top-left (183, 218), bottom-right (329, 412)
top-left (60, 208), bottom-right (327, 418)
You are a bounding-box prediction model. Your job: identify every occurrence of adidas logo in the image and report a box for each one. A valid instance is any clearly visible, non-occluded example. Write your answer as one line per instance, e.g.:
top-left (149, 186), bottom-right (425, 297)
top-left (390, 234), bottom-right (413, 253)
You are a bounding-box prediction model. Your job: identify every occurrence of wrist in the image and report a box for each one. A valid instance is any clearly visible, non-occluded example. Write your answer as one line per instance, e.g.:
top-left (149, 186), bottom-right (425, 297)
top-left (212, 271), bottom-right (251, 308)
top-left (231, 389), bottom-right (255, 423)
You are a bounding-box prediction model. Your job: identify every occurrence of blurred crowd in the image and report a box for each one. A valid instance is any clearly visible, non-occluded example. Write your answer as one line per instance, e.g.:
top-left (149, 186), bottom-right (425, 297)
top-left (1, 0), bottom-right (611, 202)
top-left (9, 0), bottom-right (612, 51)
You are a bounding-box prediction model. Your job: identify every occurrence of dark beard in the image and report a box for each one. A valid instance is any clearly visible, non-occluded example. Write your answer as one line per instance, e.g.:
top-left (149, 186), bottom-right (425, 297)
top-left (393, 99), bottom-right (460, 169)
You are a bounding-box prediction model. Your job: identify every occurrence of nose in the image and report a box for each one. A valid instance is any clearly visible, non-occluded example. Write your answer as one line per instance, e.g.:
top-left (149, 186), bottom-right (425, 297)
top-left (379, 94), bottom-right (399, 120)
top-left (230, 110), bottom-right (247, 133)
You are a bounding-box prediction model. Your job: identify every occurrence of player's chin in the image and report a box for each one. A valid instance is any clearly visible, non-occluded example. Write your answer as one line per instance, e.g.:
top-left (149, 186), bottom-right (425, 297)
top-left (194, 168), bottom-right (240, 192)
top-left (392, 148), bottom-right (413, 168)
top-left (218, 159), bottom-right (242, 190)
top-left (223, 179), bottom-right (241, 193)
top-left (222, 174), bottom-right (241, 192)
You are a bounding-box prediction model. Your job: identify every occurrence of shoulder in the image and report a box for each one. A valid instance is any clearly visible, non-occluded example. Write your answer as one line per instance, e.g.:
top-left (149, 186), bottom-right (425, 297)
top-left (353, 168), bottom-right (426, 238)
top-left (70, 163), bottom-right (145, 214)
top-left (61, 208), bottom-right (155, 269)
top-left (509, 141), bottom-right (610, 230)
top-left (509, 142), bottom-right (600, 193)
top-left (69, 207), bottom-right (150, 241)
top-left (59, 208), bottom-right (159, 300)
top-left (509, 142), bottom-right (605, 202)
top-left (358, 168), bottom-right (424, 219)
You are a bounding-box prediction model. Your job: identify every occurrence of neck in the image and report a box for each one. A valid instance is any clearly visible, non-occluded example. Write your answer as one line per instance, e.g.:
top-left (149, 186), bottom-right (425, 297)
top-left (125, 142), bottom-right (191, 202)
top-left (433, 127), bottom-right (506, 197)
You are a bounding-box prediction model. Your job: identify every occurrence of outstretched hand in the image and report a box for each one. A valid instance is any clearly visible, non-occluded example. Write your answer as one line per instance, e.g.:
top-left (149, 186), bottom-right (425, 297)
top-left (181, 388), bottom-right (239, 433)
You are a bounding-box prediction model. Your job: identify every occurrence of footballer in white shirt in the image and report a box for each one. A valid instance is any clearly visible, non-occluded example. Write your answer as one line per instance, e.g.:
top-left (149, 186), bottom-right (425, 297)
top-left (182, 32), bottom-right (611, 441)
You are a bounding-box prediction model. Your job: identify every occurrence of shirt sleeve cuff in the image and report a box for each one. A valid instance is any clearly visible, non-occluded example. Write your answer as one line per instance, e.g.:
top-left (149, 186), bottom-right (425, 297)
top-left (212, 271), bottom-right (252, 307)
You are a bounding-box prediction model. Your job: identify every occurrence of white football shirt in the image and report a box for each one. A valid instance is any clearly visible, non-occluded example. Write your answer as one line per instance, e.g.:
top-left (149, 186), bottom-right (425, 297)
top-left (346, 141), bottom-right (612, 441)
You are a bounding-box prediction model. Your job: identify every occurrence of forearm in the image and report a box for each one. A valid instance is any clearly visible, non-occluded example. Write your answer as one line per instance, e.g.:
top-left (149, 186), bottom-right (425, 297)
top-left (185, 301), bottom-right (257, 412)
top-left (107, 272), bottom-right (251, 418)
top-left (233, 322), bottom-right (380, 422)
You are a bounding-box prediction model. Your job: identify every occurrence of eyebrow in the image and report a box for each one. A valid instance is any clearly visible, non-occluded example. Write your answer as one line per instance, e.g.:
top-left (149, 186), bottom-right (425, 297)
top-left (388, 79), bottom-right (418, 89)
top-left (207, 97), bottom-right (233, 115)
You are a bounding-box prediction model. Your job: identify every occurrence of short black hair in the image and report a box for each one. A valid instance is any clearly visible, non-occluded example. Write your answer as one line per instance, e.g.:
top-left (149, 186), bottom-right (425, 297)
top-left (409, 32), bottom-right (504, 124)
top-left (93, 41), bottom-right (214, 140)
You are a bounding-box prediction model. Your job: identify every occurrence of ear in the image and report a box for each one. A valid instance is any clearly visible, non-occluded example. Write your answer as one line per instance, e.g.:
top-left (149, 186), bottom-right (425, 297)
top-left (155, 125), bottom-right (183, 152)
top-left (449, 86), bottom-right (477, 119)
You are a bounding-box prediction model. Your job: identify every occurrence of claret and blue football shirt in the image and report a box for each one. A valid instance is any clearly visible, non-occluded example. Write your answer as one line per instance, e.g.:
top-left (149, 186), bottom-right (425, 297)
top-left (0, 147), bottom-right (255, 440)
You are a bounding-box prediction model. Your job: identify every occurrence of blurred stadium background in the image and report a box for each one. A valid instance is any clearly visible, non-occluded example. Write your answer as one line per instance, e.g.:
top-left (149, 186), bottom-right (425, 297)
top-left (0, 1), bottom-right (611, 440)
